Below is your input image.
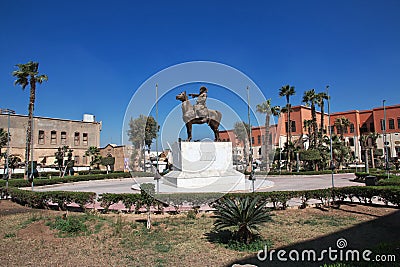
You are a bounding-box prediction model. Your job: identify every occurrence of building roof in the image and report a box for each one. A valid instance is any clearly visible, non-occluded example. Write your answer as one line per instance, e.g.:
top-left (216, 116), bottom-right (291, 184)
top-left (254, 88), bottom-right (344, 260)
top-left (0, 113), bottom-right (101, 124)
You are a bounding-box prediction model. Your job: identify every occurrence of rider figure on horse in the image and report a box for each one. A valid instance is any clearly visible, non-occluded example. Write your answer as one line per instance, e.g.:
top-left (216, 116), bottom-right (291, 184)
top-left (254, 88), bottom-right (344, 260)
top-left (189, 86), bottom-right (209, 120)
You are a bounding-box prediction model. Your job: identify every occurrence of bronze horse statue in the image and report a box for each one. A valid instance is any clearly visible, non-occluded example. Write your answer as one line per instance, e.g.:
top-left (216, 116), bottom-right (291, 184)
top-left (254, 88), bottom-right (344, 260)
top-left (176, 91), bottom-right (222, 141)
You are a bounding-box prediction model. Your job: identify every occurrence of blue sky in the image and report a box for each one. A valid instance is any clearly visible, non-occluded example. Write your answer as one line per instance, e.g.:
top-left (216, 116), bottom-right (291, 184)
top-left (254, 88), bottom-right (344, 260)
top-left (1, 0), bottom-right (400, 147)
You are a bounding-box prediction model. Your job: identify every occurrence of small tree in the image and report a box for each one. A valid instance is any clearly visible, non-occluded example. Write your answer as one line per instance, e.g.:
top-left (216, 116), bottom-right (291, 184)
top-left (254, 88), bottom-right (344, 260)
top-left (127, 115), bottom-right (158, 171)
top-left (101, 156), bottom-right (115, 174)
top-left (2, 154), bottom-right (21, 180)
top-left (85, 146), bottom-right (102, 170)
top-left (233, 121), bottom-right (251, 167)
top-left (300, 149), bottom-right (322, 171)
top-left (140, 183), bottom-right (156, 229)
top-left (0, 128), bottom-right (8, 156)
top-left (54, 146), bottom-right (74, 177)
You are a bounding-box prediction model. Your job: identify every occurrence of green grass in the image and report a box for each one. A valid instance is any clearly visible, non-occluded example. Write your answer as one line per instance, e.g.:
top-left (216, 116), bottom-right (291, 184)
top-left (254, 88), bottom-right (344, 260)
top-left (46, 213), bottom-right (105, 237)
top-left (4, 232), bottom-right (16, 238)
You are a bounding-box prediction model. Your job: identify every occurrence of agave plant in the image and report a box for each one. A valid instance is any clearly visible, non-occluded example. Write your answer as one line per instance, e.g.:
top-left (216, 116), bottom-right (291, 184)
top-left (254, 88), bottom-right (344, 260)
top-left (213, 196), bottom-right (270, 244)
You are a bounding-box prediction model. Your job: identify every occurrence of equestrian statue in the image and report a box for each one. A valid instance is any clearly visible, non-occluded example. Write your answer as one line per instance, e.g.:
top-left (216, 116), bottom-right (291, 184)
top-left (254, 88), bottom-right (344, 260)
top-left (176, 86), bottom-right (222, 141)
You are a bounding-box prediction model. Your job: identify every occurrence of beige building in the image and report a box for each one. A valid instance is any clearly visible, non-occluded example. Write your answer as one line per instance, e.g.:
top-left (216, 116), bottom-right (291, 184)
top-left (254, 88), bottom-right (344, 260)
top-left (0, 113), bottom-right (101, 167)
top-left (100, 144), bottom-right (127, 172)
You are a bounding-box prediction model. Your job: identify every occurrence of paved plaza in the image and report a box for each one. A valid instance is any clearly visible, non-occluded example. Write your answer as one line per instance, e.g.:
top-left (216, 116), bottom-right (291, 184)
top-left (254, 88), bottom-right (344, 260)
top-left (33, 173), bottom-right (363, 195)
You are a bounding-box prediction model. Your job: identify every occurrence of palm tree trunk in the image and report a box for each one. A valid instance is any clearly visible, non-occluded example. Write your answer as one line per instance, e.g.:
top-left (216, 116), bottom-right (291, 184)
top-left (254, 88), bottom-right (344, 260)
top-left (25, 78), bottom-right (36, 179)
top-left (320, 103), bottom-right (325, 140)
top-left (286, 101), bottom-right (292, 172)
top-left (311, 104), bottom-right (317, 148)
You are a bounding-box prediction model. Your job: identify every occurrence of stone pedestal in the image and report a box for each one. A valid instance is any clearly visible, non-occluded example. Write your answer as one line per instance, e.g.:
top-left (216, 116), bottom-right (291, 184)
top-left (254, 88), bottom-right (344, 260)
top-left (163, 141), bottom-right (245, 192)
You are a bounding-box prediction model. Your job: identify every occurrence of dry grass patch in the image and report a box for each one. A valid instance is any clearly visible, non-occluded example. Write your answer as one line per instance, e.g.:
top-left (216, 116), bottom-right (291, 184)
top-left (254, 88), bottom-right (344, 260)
top-left (0, 200), bottom-right (398, 267)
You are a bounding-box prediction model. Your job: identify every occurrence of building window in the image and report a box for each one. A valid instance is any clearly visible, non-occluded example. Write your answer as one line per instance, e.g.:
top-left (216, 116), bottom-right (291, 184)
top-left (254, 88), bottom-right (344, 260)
top-left (370, 123), bottom-right (375, 132)
top-left (380, 120), bottom-right (386, 131)
top-left (75, 155), bottom-right (79, 165)
top-left (82, 155), bottom-right (87, 165)
top-left (398, 118), bottom-right (400, 129)
top-left (83, 133), bottom-right (88, 146)
top-left (292, 121), bottom-right (296, 133)
top-left (74, 132), bottom-right (80, 146)
top-left (251, 137), bottom-right (254, 145)
top-left (343, 125), bottom-right (348, 134)
top-left (328, 125), bottom-right (334, 134)
top-left (389, 119), bottom-right (395, 130)
top-left (350, 123), bottom-right (355, 133)
top-left (257, 135), bottom-right (261, 145)
top-left (349, 137), bottom-right (354, 146)
top-left (38, 130), bottom-right (45, 144)
top-left (360, 123), bottom-right (368, 133)
top-left (51, 131), bottom-right (57, 145)
top-left (61, 131), bottom-right (67, 145)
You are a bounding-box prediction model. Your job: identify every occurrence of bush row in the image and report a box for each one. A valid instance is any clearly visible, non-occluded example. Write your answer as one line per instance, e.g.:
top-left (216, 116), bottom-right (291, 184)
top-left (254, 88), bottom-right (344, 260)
top-left (377, 176), bottom-right (400, 187)
top-left (261, 170), bottom-right (354, 176)
top-left (355, 172), bottom-right (398, 181)
top-left (7, 188), bottom-right (96, 210)
top-left (4, 186), bottom-right (399, 212)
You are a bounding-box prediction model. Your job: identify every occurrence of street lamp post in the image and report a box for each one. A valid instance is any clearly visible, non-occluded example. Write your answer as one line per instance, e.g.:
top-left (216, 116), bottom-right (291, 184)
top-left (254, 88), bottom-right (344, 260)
top-left (247, 86), bottom-right (255, 192)
top-left (154, 84), bottom-right (161, 193)
top-left (1, 108), bottom-right (16, 190)
top-left (326, 86), bottom-right (334, 189)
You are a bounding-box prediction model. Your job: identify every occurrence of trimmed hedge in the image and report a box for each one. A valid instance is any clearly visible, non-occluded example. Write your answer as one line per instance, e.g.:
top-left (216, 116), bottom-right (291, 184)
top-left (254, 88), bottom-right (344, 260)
top-left (261, 170), bottom-right (354, 176)
top-left (355, 172), bottom-right (398, 181)
top-left (377, 176), bottom-right (400, 187)
top-left (8, 188), bottom-right (95, 210)
top-left (4, 184), bottom-right (400, 212)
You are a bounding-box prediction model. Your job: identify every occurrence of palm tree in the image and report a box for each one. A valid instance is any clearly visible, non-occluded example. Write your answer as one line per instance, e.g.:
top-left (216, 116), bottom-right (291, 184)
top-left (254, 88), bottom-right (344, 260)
top-left (279, 85), bottom-right (295, 172)
top-left (280, 105), bottom-right (294, 172)
top-left (213, 196), bottom-right (270, 244)
top-left (316, 92), bottom-right (329, 136)
top-left (332, 134), bottom-right (352, 170)
top-left (256, 99), bottom-right (280, 172)
top-left (303, 119), bottom-right (313, 137)
top-left (334, 117), bottom-right (350, 141)
top-left (233, 121), bottom-right (251, 166)
top-left (302, 89), bottom-right (318, 148)
top-left (279, 85), bottom-right (296, 143)
top-left (12, 61), bottom-right (48, 173)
